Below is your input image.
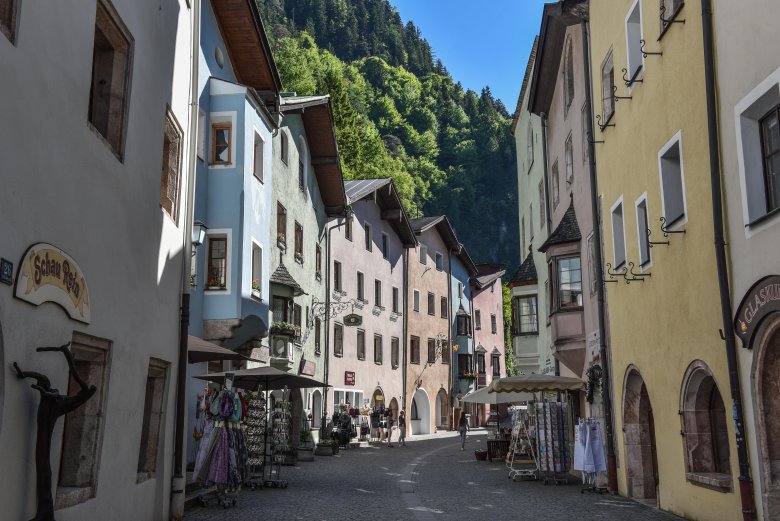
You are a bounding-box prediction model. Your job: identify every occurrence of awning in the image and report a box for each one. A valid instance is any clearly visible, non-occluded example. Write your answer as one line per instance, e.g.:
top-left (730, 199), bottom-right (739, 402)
top-left (187, 335), bottom-right (259, 364)
top-left (462, 386), bottom-right (534, 405)
top-left (193, 366), bottom-right (327, 390)
top-left (488, 374), bottom-right (585, 393)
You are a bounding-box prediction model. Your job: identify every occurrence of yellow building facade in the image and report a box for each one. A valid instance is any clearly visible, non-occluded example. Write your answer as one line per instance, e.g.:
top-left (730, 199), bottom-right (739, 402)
top-left (589, 1), bottom-right (741, 519)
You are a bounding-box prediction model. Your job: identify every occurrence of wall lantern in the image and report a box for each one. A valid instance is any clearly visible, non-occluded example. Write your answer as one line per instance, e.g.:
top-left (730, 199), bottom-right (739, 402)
top-left (191, 220), bottom-right (208, 253)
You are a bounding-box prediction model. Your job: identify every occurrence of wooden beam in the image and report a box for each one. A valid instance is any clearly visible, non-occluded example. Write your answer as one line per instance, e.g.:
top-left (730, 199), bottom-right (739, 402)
top-left (381, 209), bottom-right (402, 221)
top-left (312, 156), bottom-right (338, 165)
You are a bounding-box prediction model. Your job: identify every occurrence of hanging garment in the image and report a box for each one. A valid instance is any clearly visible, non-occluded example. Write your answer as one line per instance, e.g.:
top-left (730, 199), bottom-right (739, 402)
top-left (573, 419), bottom-right (587, 471)
top-left (583, 421), bottom-right (607, 473)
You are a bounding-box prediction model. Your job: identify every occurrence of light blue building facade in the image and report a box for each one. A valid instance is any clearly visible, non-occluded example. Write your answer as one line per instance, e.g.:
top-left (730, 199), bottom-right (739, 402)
top-left (450, 248), bottom-right (477, 422)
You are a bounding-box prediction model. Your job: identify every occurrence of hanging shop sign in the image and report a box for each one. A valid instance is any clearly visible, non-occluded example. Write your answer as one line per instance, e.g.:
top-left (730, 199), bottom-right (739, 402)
top-left (344, 371), bottom-right (355, 386)
top-left (14, 243), bottom-right (90, 323)
top-left (734, 275), bottom-right (780, 349)
top-left (344, 314), bottom-right (362, 327)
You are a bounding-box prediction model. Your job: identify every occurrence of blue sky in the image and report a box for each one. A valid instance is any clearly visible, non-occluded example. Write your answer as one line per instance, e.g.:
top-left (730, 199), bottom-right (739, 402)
top-left (390, 0), bottom-right (546, 110)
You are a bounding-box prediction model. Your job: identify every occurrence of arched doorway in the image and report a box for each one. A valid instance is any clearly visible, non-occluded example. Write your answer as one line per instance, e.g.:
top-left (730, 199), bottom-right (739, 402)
top-left (311, 390), bottom-right (322, 428)
top-left (291, 390), bottom-right (303, 448)
top-left (756, 318), bottom-right (780, 519)
top-left (411, 388), bottom-right (430, 435)
top-left (389, 398), bottom-right (398, 422)
top-left (623, 367), bottom-right (659, 504)
top-left (435, 389), bottom-right (448, 429)
top-left (372, 387), bottom-right (385, 411)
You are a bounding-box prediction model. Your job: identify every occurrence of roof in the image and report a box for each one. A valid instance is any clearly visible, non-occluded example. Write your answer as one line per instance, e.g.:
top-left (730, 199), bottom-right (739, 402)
top-left (212, 0), bottom-right (282, 103)
top-left (528, 0), bottom-right (587, 115)
top-left (280, 96), bottom-right (347, 216)
top-left (511, 36), bottom-right (538, 135)
top-left (344, 179), bottom-right (417, 247)
top-left (538, 200), bottom-right (581, 252)
top-left (269, 262), bottom-right (306, 296)
top-left (509, 251), bottom-right (538, 287)
top-left (410, 216), bottom-right (461, 252)
top-left (472, 263), bottom-right (506, 289)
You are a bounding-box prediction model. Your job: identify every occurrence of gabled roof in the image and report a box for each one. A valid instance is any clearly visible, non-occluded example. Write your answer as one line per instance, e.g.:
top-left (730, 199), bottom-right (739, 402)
top-left (344, 179), bottom-right (417, 247)
top-left (410, 216), bottom-right (461, 252)
top-left (280, 96), bottom-right (347, 217)
top-left (509, 251), bottom-right (538, 287)
top-left (511, 36), bottom-right (538, 136)
top-left (212, 0), bottom-right (282, 103)
top-left (538, 200), bottom-right (581, 252)
top-left (528, 0), bottom-right (587, 115)
top-left (270, 262), bottom-right (305, 296)
top-left (455, 246), bottom-right (479, 278)
top-left (472, 263), bottom-right (506, 290)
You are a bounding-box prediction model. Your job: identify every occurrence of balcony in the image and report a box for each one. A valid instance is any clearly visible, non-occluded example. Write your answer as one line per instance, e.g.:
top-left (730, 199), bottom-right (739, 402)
top-left (550, 308), bottom-right (586, 376)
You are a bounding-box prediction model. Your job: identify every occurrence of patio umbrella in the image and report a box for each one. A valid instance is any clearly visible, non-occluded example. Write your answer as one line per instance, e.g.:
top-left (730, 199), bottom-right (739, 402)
top-left (187, 335), bottom-right (260, 364)
top-left (488, 374), bottom-right (584, 393)
top-left (193, 366), bottom-right (327, 390)
top-left (462, 386), bottom-right (534, 404)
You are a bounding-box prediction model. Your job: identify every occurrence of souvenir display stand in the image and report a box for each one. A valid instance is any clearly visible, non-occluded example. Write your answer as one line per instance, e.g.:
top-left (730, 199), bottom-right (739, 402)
top-left (506, 408), bottom-right (539, 481)
top-left (574, 417), bottom-right (608, 494)
top-left (265, 388), bottom-right (291, 488)
top-left (244, 390), bottom-right (267, 490)
top-left (533, 401), bottom-right (571, 485)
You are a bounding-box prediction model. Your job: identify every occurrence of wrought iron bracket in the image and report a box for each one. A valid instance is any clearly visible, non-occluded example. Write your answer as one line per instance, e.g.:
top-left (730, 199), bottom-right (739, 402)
top-left (660, 5), bottom-right (685, 26)
top-left (623, 261), bottom-right (650, 284)
top-left (640, 39), bottom-right (663, 57)
top-left (646, 227), bottom-right (669, 248)
top-left (605, 262), bottom-right (624, 283)
top-left (622, 67), bottom-right (643, 87)
top-left (612, 85), bottom-right (632, 102)
top-left (414, 333), bottom-right (448, 389)
top-left (660, 216), bottom-right (686, 237)
top-left (300, 294), bottom-right (359, 345)
top-left (587, 131), bottom-right (604, 144)
top-left (596, 114), bottom-right (615, 131)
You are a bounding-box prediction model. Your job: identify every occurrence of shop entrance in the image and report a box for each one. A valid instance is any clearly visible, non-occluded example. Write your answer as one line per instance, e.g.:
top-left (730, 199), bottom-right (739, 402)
top-left (311, 390), bottom-right (322, 428)
top-left (756, 318), bottom-right (780, 519)
top-left (372, 388), bottom-right (385, 411)
top-left (410, 388), bottom-right (430, 435)
top-left (435, 389), bottom-right (448, 429)
top-left (623, 368), bottom-right (659, 505)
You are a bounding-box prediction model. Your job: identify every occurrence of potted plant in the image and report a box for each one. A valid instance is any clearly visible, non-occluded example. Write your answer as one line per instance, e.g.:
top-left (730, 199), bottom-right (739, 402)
top-left (277, 234), bottom-right (287, 249)
top-left (269, 321), bottom-right (300, 339)
top-left (315, 270), bottom-right (322, 280)
top-left (298, 429), bottom-right (314, 461)
top-left (315, 438), bottom-right (339, 456)
top-left (251, 279), bottom-right (262, 298)
top-left (294, 251), bottom-right (303, 264)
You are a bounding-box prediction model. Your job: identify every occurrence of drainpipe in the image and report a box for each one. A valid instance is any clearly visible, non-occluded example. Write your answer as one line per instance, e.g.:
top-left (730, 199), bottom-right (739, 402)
top-left (447, 249), bottom-right (454, 430)
top-left (172, 0), bottom-right (201, 517)
top-left (700, 1), bottom-right (755, 518)
top-left (402, 248), bottom-right (409, 423)
top-left (580, 19), bottom-right (617, 494)
top-left (540, 113), bottom-right (553, 233)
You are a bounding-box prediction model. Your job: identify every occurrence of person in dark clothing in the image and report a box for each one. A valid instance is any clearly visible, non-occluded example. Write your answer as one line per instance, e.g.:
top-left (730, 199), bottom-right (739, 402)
top-left (458, 413), bottom-right (469, 450)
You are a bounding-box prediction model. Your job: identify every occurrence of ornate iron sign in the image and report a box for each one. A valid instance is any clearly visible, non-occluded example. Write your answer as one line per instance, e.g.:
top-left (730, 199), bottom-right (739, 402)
top-left (734, 275), bottom-right (780, 349)
top-left (344, 313), bottom-right (362, 327)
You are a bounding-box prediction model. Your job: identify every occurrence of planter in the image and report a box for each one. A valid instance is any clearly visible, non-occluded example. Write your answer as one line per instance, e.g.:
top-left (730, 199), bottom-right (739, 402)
top-left (298, 448), bottom-right (314, 462)
top-left (315, 443), bottom-right (336, 456)
top-left (474, 449), bottom-right (488, 461)
top-left (251, 289), bottom-right (262, 299)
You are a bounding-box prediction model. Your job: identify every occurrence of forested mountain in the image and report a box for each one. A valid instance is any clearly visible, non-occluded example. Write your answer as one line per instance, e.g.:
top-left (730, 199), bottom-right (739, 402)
top-left (257, 0), bottom-right (519, 274)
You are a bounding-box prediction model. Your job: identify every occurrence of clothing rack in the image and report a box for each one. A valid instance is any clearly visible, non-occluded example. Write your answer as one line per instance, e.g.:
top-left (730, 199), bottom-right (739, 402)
top-left (575, 417), bottom-right (609, 494)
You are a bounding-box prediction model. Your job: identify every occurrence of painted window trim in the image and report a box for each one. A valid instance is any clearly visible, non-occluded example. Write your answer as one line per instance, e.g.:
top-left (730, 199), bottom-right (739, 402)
top-left (610, 195), bottom-right (627, 270)
top-left (657, 130), bottom-right (688, 231)
top-left (204, 228), bottom-right (232, 294)
top-left (634, 192), bottom-right (653, 270)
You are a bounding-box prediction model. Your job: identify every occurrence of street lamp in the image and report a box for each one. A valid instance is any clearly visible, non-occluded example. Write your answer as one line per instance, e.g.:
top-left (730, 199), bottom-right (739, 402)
top-left (191, 219), bottom-right (208, 253)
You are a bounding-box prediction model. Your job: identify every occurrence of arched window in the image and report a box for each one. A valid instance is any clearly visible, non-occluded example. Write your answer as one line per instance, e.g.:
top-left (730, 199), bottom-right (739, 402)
top-left (526, 122), bottom-right (534, 168)
top-left (680, 361), bottom-right (731, 489)
top-left (564, 37), bottom-right (575, 113)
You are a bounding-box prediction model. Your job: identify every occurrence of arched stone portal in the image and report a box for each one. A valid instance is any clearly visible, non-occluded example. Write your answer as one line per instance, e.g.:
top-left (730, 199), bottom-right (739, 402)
top-left (623, 367), bottom-right (659, 504)
top-left (755, 317), bottom-right (780, 519)
top-left (372, 387), bottom-right (385, 411)
top-left (436, 389), bottom-right (448, 429)
top-left (411, 388), bottom-right (430, 435)
top-left (311, 390), bottom-right (322, 428)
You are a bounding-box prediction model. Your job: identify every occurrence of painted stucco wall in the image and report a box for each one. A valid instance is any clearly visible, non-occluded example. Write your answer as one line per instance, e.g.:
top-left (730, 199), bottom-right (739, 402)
top-left (0, 0), bottom-right (193, 519)
top-left (714, 2), bottom-right (780, 518)
top-left (328, 194), bottom-right (405, 419)
top-left (590, 1), bottom-right (740, 519)
top-left (450, 256), bottom-right (473, 399)
top-left (472, 281), bottom-right (506, 388)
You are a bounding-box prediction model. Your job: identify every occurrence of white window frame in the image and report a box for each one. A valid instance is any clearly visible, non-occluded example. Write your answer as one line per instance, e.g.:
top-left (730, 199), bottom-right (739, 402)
top-left (657, 130), bottom-right (688, 231)
top-left (381, 232), bottom-right (389, 259)
top-left (204, 228), bottom-right (233, 294)
top-left (297, 135), bottom-right (308, 194)
top-left (625, 0), bottom-right (644, 91)
top-left (253, 129), bottom-right (264, 183)
top-left (208, 112), bottom-right (237, 169)
top-left (565, 132), bottom-right (574, 186)
top-left (419, 245), bottom-right (427, 265)
top-left (552, 160), bottom-right (560, 208)
top-left (251, 239), bottom-right (263, 297)
top-left (435, 252), bottom-right (443, 271)
top-left (610, 196), bottom-right (627, 269)
top-left (413, 289), bottom-right (420, 312)
top-left (364, 221), bottom-right (372, 251)
top-left (635, 192), bottom-right (652, 270)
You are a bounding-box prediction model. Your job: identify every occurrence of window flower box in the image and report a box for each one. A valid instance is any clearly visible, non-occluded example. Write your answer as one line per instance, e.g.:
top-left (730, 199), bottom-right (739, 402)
top-left (460, 372), bottom-right (480, 380)
top-left (294, 251), bottom-right (303, 264)
top-left (251, 279), bottom-right (262, 299)
top-left (277, 234), bottom-right (287, 249)
top-left (269, 322), bottom-right (300, 339)
top-left (315, 270), bottom-right (322, 280)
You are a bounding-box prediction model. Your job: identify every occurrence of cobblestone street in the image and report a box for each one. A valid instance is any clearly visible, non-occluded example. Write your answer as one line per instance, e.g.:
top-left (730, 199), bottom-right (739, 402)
top-left (185, 431), bottom-right (684, 521)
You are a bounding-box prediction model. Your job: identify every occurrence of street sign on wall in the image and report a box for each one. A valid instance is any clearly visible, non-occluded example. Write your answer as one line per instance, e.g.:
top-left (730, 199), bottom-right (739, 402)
top-left (345, 371), bottom-right (355, 386)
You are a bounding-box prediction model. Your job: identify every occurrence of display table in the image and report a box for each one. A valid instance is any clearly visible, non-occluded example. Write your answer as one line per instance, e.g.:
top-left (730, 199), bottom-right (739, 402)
top-left (487, 439), bottom-right (510, 462)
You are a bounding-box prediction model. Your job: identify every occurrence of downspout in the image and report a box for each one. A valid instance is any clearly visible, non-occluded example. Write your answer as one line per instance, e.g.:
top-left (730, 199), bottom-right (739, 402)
top-left (580, 19), bottom-right (617, 493)
top-left (402, 248), bottom-right (409, 422)
top-left (540, 113), bottom-right (553, 233)
top-left (700, 1), bottom-right (755, 518)
top-left (172, 0), bottom-right (200, 517)
top-left (447, 249), bottom-right (454, 430)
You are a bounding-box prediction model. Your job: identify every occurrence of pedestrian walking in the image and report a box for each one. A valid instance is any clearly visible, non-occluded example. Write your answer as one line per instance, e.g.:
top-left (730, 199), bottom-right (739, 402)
top-left (398, 411), bottom-right (406, 446)
top-left (458, 413), bottom-right (469, 450)
top-left (386, 410), bottom-right (395, 447)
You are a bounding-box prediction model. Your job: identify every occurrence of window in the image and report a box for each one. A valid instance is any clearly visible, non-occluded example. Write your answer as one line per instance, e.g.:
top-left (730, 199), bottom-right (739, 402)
top-left (490, 314), bottom-right (497, 334)
top-left (357, 329), bottom-right (366, 360)
top-left (314, 317), bottom-right (321, 354)
top-left (410, 336), bottom-right (420, 364)
top-left (88, 0), bottom-right (132, 158)
top-left (521, 215), bottom-right (526, 254)
top-left (661, 0), bottom-right (684, 32)
top-left (512, 296), bottom-right (538, 335)
top-left (345, 218), bottom-right (352, 241)
top-left (457, 312), bottom-right (472, 337)
top-left (281, 131), bottom-right (288, 164)
top-left (427, 292), bottom-right (435, 315)
top-left (529, 203), bottom-right (534, 240)
top-left (334, 323), bottom-right (343, 356)
top-left (315, 244), bottom-right (322, 277)
top-left (391, 337), bottom-right (400, 368)
top-left (392, 287), bottom-right (400, 313)
top-left (293, 304), bottom-right (302, 339)
top-left (333, 261), bottom-right (342, 292)
top-left (581, 104), bottom-right (589, 163)
top-left (253, 132), bottom-right (264, 182)
top-left (413, 290), bottom-right (420, 312)
top-left (552, 160), bottom-right (560, 208)
top-left (211, 124), bottom-right (231, 164)
top-left (659, 133), bottom-right (686, 226)
top-left (557, 256), bottom-right (583, 309)
top-left (207, 236), bottom-right (227, 288)
top-left (298, 157), bottom-right (305, 191)
top-left (364, 223), bottom-right (372, 251)
top-left (137, 359), bottom-right (168, 481)
top-left (587, 233), bottom-right (598, 295)
top-left (475, 310), bottom-right (482, 330)
top-left (601, 51), bottom-right (615, 123)
top-left (625, 0), bottom-right (643, 84)
top-left (459, 353), bottom-right (472, 374)
top-left (277, 203), bottom-right (287, 244)
top-left (539, 180), bottom-right (546, 230)
top-left (458, 282), bottom-right (464, 299)
top-left (611, 198), bottom-right (626, 269)
top-left (681, 362), bottom-right (732, 489)
top-left (492, 355), bottom-right (501, 377)
top-left (760, 107), bottom-right (780, 214)
top-left (419, 245), bottom-right (427, 265)
top-left (427, 338), bottom-right (436, 363)
top-left (251, 242), bottom-right (262, 295)
top-left (374, 279), bottom-right (382, 307)
top-left (56, 333), bottom-right (110, 507)
top-left (0, 0), bottom-right (19, 42)
top-left (159, 108), bottom-right (183, 222)
top-left (272, 296), bottom-right (292, 323)
top-left (440, 297), bottom-right (448, 318)
top-left (374, 335), bottom-right (383, 364)
top-left (563, 37), bottom-right (575, 114)
top-left (357, 272), bottom-right (365, 301)
top-left (382, 233), bottom-right (389, 259)
top-left (565, 133), bottom-right (574, 186)
top-left (435, 252), bottom-right (444, 271)
top-left (294, 222), bottom-right (303, 263)
top-left (441, 341), bottom-right (450, 364)
top-left (476, 353), bottom-right (486, 374)
top-left (636, 196), bottom-right (651, 266)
